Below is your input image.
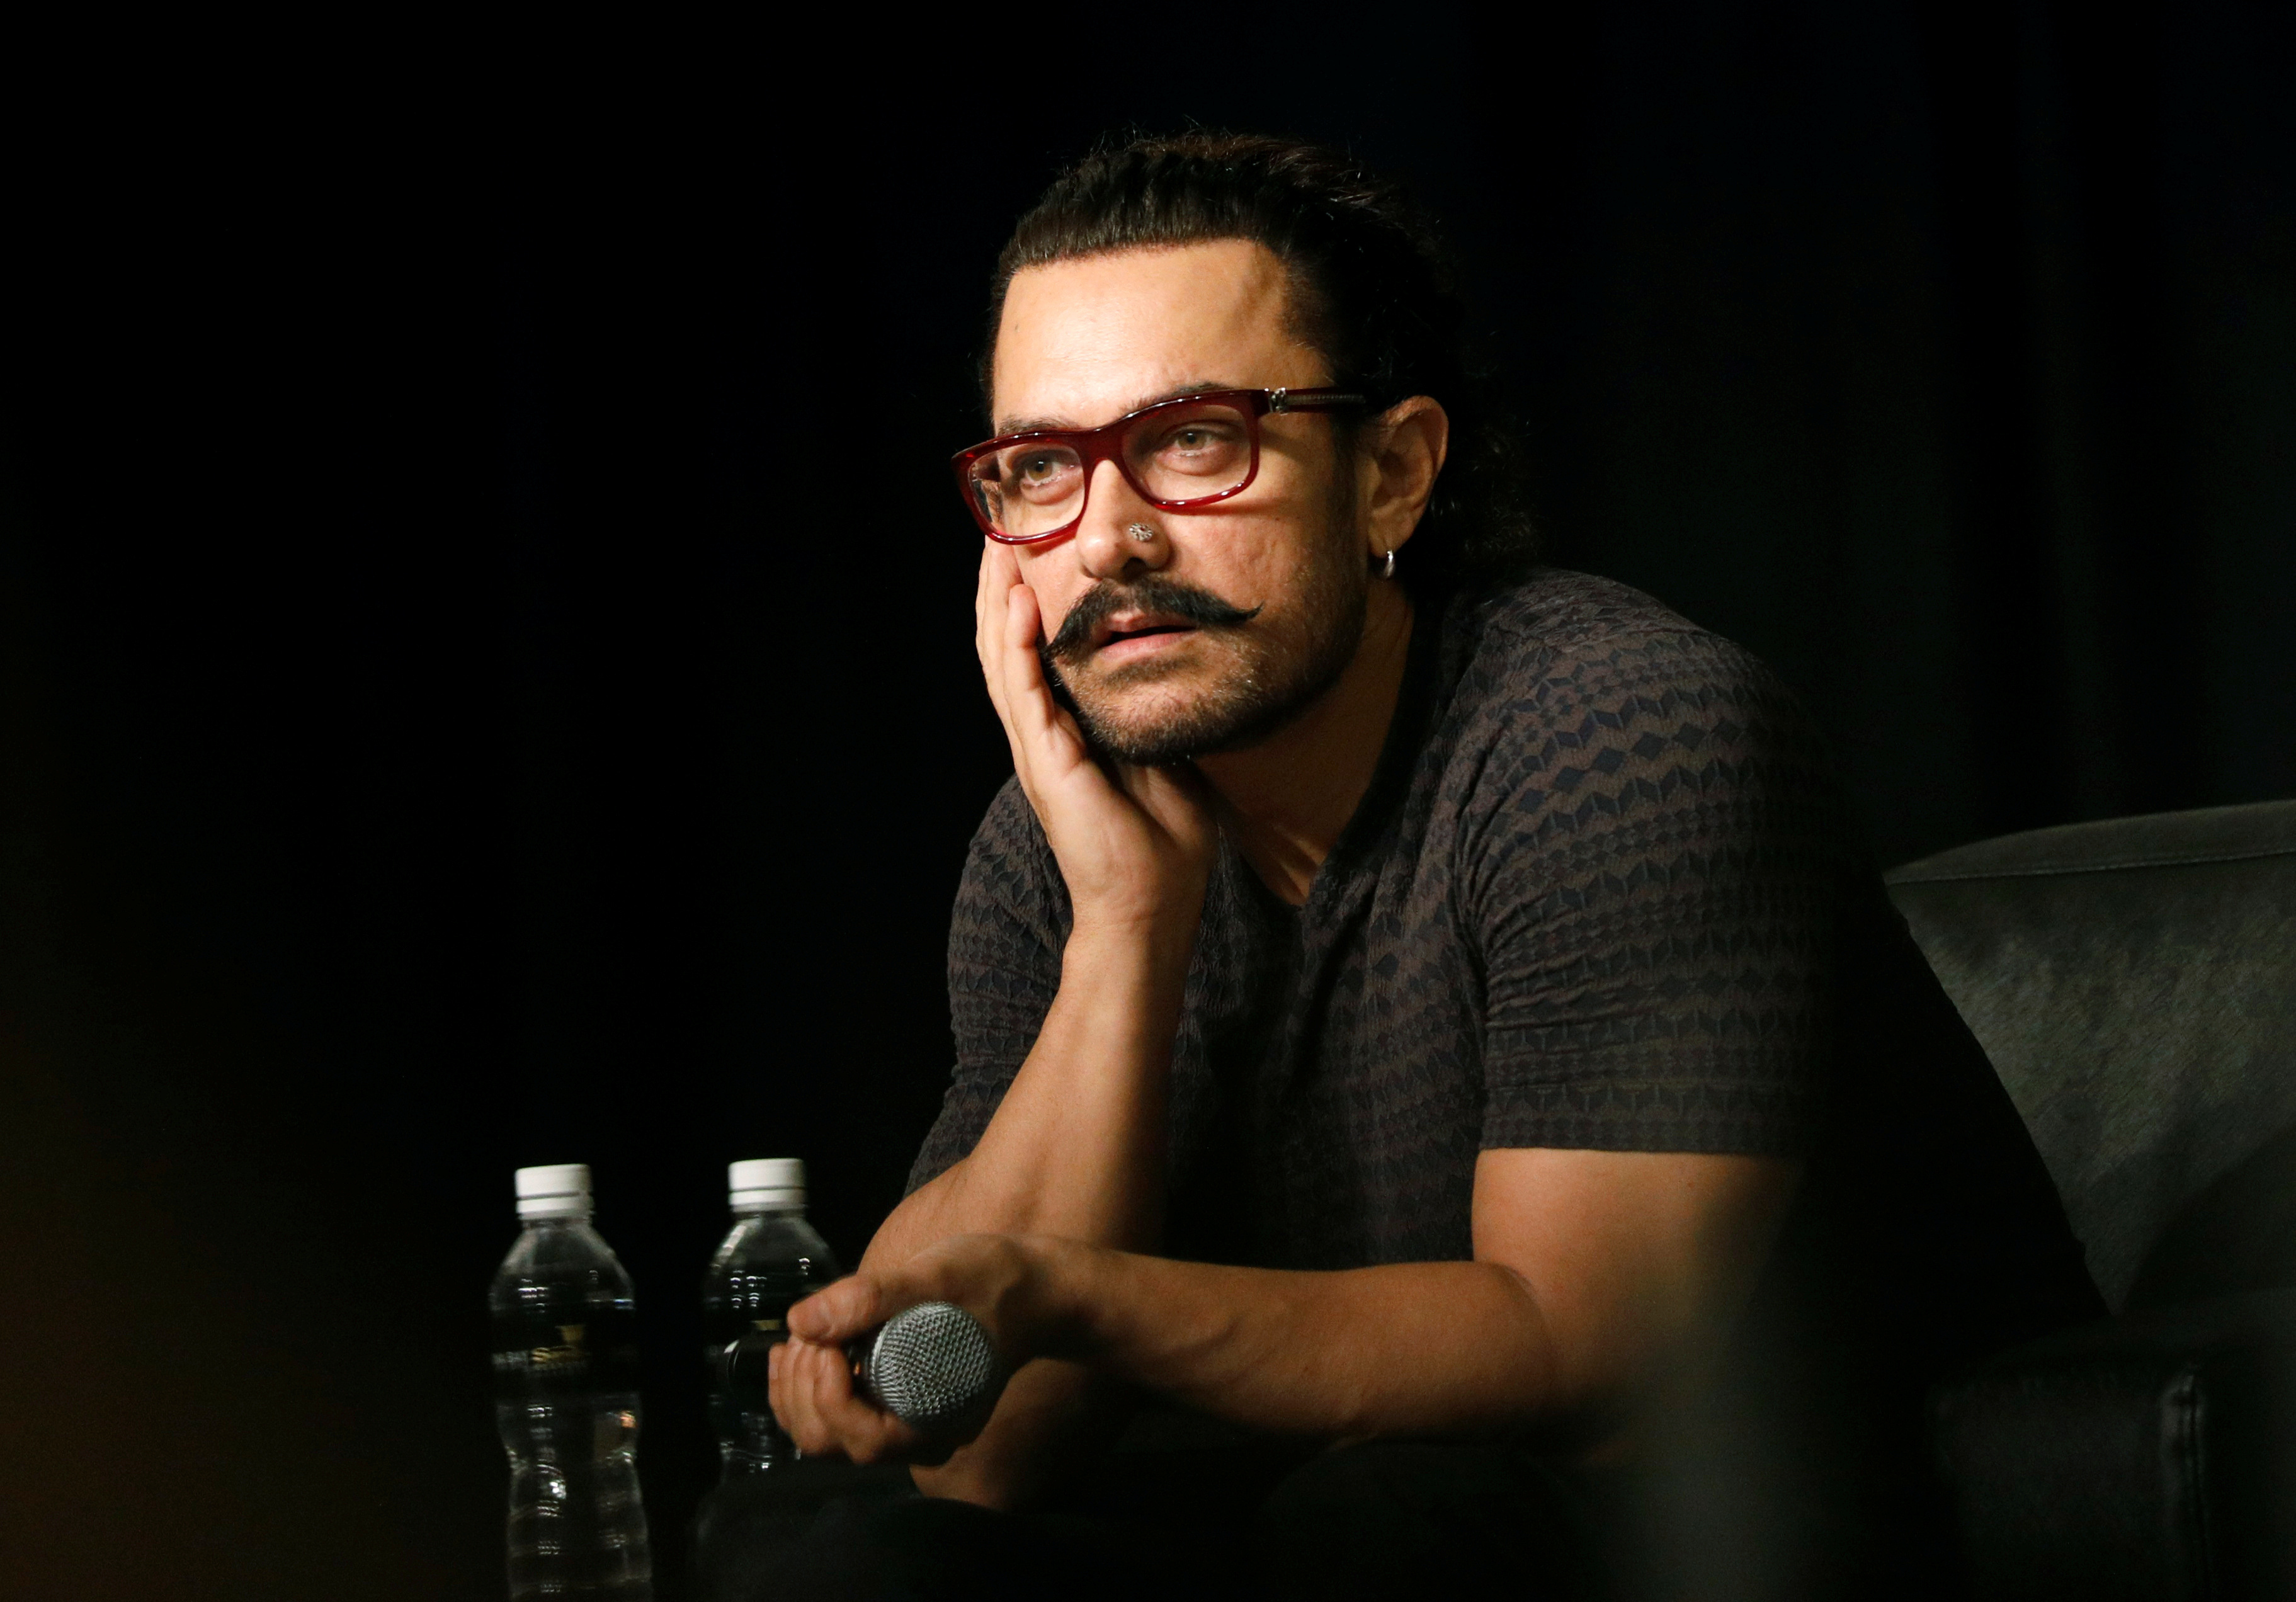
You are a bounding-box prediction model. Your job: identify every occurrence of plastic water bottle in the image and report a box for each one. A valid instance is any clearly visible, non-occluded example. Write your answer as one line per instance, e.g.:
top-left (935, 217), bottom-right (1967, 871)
top-left (490, 1163), bottom-right (655, 1599)
top-left (701, 1158), bottom-right (841, 1475)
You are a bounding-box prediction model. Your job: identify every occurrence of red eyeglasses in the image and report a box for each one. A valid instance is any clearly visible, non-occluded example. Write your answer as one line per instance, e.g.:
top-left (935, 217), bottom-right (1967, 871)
top-left (950, 387), bottom-right (1368, 544)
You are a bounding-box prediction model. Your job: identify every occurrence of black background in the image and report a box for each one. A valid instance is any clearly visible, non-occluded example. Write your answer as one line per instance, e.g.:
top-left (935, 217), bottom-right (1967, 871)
top-left (4, 4), bottom-right (2290, 1598)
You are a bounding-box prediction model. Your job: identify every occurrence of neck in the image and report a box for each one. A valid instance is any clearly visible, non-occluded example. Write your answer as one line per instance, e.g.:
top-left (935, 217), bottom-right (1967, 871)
top-left (1195, 581), bottom-right (1416, 907)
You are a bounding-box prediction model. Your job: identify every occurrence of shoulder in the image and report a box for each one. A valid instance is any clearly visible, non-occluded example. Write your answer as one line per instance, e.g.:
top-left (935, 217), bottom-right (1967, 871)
top-left (1429, 571), bottom-right (1845, 866)
top-left (1442, 568), bottom-right (1821, 749)
top-left (1459, 566), bottom-right (1700, 650)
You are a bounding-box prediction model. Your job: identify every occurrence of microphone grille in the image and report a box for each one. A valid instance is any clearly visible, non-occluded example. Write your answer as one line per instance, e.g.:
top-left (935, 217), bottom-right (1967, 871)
top-left (859, 1301), bottom-right (1004, 1428)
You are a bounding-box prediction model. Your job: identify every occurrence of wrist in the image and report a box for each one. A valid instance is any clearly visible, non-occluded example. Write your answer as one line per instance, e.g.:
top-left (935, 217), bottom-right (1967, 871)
top-left (1063, 908), bottom-right (1200, 980)
top-left (1017, 1236), bottom-right (1107, 1363)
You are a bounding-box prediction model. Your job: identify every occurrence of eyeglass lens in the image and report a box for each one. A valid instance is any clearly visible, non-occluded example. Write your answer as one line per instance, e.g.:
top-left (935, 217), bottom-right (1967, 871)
top-left (966, 399), bottom-right (1256, 539)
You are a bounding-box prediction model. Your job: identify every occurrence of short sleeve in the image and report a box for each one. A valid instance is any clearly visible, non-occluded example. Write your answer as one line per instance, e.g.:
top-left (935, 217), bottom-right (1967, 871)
top-left (905, 778), bottom-right (1067, 1194)
top-left (1467, 628), bottom-right (1846, 1156)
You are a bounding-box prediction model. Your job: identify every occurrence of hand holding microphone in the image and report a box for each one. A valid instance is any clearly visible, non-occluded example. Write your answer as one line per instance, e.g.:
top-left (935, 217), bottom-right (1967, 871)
top-left (725, 1299), bottom-right (1010, 1441)
top-left (754, 1236), bottom-right (1055, 1464)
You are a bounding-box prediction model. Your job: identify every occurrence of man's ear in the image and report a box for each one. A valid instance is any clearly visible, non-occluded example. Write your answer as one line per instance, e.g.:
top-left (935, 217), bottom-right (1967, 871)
top-left (1362, 396), bottom-right (1450, 558)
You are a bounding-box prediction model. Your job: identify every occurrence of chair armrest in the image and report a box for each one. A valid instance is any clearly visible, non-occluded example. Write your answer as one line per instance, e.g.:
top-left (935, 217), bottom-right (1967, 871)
top-left (1930, 1288), bottom-right (2296, 1602)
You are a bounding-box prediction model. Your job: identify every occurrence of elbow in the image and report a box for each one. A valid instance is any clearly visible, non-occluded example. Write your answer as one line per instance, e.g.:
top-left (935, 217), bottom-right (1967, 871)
top-left (1486, 1261), bottom-right (1562, 1409)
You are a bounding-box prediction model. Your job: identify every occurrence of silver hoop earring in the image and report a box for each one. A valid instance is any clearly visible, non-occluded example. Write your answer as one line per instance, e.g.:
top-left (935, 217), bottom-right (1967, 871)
top-left (1378, 548), bottom-right (1397, 581)
top-left (1125, 522), bottom-right (1159, 544)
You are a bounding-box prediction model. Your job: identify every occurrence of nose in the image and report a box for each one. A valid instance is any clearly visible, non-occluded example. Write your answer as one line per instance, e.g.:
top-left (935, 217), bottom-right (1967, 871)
top-left (1071, 460), bottom-right (1172, 582)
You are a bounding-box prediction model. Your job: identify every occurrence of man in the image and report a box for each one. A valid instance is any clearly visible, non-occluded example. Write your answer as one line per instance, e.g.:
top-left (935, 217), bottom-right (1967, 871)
top-left (742, 134), bottom-right (2100, 1599)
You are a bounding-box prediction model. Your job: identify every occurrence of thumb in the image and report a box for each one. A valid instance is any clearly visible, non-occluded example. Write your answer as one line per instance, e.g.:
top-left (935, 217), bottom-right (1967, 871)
top-left (787, 1273), bottom-right (890, 1344)
top-left (1122, 759), bottom-right (1214, 844)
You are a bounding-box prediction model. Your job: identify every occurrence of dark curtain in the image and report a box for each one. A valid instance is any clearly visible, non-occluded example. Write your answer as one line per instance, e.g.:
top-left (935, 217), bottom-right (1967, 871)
top-left (3, 4), bottom-right (2288, 1597)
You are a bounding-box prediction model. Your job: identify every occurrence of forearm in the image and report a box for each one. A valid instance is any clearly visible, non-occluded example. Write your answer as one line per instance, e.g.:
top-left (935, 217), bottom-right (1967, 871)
top-left (852, 921), bottom-right (1193, 1512)
top-left (781, 1158), bottom-right (1799, 1490)
top-left (1052, 1247), bottom-right (1560, 1443)
top-left (865, 922), bottom-right (1191, 1269)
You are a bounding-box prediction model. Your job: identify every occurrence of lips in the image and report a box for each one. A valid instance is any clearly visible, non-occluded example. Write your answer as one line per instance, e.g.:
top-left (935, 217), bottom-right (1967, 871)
top-left (1089, 610), bottom-right (1198, 652)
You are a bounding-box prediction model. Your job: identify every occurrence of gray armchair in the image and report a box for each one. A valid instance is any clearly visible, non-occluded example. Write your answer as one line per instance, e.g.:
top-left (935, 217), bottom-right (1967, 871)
top-left (1886, 800), bottom-right (2296, 1601)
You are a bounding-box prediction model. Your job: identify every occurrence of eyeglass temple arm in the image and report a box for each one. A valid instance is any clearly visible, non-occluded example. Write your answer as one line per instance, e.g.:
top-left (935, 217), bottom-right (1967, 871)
top-left (1268, 388), bottom-right (1370, 413)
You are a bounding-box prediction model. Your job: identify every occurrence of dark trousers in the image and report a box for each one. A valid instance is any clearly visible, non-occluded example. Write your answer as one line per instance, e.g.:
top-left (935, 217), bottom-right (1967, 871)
top-left (691, 1436), bottom-right (1603, 1602)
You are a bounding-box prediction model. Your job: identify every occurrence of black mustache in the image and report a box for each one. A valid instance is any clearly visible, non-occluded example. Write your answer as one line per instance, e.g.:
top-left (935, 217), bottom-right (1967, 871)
top-left (1043, 576), bottom-right (1263, 665)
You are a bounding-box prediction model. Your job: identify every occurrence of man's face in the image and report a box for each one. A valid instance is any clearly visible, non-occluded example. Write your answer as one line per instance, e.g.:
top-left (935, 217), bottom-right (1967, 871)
top-left (990, 239), bottom-right (1370, 765)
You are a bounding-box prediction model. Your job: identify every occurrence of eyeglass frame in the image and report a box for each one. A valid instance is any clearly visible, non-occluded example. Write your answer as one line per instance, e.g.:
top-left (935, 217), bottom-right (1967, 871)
top-left (950, 386), bottom-right (1370, 545)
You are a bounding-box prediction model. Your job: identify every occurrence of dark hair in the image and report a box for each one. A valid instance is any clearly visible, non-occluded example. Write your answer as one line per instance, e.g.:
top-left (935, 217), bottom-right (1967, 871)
top-left (985, 130), bottom-right (1538, 599)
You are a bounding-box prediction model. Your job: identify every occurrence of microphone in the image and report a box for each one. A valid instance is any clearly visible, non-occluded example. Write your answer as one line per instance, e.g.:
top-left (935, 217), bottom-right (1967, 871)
top-left (720, 1299), bottom-right (1009, 1437)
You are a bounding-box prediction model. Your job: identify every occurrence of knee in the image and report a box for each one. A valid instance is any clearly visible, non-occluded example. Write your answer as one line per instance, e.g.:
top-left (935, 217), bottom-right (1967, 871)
top-left (1254, 1441), bottom-right (1595, 1601)
top-left (713, 1492), bottom-right (1164, 1602)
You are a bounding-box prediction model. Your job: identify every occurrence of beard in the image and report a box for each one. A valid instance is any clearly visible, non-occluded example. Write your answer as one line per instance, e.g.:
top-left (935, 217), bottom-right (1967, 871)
top-left (1038, 538), bottom-right (1368, 767)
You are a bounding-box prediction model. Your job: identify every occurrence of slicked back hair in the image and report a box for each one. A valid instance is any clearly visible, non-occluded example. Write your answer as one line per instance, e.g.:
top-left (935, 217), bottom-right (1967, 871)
top-left (985, 131), bottom-right (1538, 600)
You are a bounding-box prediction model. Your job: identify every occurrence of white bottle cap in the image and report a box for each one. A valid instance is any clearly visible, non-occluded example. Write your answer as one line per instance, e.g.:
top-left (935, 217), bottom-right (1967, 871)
top-left (729, 1157), bottom-right (805, 1212)
top-left (514, 1162), bottom-right (593, 1219)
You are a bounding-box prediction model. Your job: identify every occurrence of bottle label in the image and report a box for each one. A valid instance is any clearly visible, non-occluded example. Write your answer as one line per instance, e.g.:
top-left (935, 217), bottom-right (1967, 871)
top-left (492, 1305), bottom-right (642, 1399)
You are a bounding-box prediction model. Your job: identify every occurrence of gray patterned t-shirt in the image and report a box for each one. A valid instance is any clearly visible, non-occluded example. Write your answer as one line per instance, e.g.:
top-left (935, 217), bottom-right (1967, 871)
top-left (909, 569), bottom-right (2096, 1582)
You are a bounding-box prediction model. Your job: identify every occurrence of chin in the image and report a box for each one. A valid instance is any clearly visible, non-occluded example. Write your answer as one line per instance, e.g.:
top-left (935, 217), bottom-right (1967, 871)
top-left (1069, 693), bottom-right (1210, 764)
top-left (1065, 674), bottom-right (1316, 767)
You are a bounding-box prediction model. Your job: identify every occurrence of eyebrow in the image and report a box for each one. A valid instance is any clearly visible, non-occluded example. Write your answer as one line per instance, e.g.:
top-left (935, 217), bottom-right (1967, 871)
top-left (994, 379), bottom-right (1238, 437)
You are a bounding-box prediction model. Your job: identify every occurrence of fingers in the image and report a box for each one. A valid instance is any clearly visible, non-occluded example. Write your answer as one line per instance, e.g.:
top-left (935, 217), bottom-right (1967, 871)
top-left (1000, 585), bottom-right (1074, 753)
top-left (974, 543), bottom-right (1016, 741)
top-left (975, 540), bottom-right (1086, 785)
top-left (767, 1335), bottom-right (928, 1466)
top-left (975, 542), bottom-right (1030, 680)
top-left (975, 541), bottom-right (1037, 770)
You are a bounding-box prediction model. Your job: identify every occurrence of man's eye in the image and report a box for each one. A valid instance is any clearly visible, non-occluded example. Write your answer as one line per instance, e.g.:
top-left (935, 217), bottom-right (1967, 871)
top-left (1159, 424), bottom-right (1234, 454)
